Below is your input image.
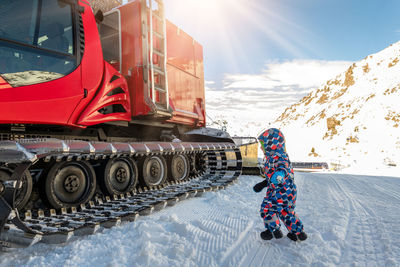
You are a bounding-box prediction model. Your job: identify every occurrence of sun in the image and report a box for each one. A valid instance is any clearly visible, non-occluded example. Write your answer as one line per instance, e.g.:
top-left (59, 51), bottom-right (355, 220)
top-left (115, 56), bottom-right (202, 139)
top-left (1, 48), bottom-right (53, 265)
top-left (166, 0), bottom-right (234, 29)
top-left (184, 0), bottom-right (221, 10)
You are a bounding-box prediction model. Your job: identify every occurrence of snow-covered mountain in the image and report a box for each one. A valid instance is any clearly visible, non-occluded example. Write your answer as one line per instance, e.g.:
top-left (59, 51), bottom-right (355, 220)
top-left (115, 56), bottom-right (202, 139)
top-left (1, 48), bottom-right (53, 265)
top-left (275, 41), bottom-right (400, 169)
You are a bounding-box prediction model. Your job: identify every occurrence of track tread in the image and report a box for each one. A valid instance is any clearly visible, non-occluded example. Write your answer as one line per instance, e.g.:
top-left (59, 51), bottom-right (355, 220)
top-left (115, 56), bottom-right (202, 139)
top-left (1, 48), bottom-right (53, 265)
top-left (0, 140), bottom-right (242, 249)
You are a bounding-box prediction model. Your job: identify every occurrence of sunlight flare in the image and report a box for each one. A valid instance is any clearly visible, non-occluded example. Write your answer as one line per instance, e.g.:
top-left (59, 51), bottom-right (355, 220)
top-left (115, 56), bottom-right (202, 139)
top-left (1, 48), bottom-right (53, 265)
top-left (166, 0), bottom-right (312, 70)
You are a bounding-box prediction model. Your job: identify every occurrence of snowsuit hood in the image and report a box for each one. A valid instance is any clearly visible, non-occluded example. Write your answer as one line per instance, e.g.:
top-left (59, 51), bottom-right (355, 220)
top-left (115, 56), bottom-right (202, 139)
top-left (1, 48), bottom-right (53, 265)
top-left (258, 128), bottom-right (287, 155)
top-left (258, 128), bottom-right (293, 180)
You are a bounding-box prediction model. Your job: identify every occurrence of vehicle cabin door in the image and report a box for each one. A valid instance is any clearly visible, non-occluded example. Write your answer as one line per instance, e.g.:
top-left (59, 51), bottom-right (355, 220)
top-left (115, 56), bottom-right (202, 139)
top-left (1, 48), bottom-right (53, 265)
top-left (0, 0), bottom-right (83, 125)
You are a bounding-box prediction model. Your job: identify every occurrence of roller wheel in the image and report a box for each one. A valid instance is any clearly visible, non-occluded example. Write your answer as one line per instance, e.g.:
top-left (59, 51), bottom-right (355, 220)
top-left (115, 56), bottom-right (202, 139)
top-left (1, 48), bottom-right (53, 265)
top-left (189, 153), bottom-right (206, 176)
top-left (99, 157), bottom-right (138, 196)
top-left (43, 161), bottom-right (96, 209)
top-left (0, 167), bottom-right (32, 210)
top-left (168, 154), bottom-right (189, 181)
top-left (140, 155), bottom-right (167, 187)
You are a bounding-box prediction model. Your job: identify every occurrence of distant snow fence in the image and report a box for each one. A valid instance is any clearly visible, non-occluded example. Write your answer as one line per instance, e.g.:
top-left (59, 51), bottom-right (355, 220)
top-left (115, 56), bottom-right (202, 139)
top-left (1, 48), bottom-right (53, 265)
top-left (292, 162), bottom-right (330, 172)
top-left (231, 137), bottom-right (333, 174)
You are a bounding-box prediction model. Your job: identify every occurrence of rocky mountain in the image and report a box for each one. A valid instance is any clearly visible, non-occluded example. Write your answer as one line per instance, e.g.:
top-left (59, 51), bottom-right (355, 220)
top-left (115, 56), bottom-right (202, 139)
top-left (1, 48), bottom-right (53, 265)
top-left (275, 41), bottom-right (400, 169)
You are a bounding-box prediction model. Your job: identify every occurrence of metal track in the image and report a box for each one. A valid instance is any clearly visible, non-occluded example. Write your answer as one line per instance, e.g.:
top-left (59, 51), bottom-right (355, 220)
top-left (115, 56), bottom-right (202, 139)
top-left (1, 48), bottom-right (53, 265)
top-left (0, 139), bottom-right (242, 250)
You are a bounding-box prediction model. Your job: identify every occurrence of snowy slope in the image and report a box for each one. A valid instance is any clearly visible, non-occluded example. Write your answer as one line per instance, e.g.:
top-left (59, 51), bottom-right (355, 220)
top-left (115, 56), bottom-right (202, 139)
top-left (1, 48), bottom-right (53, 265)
top-left (1, 172), bottom-right (400, 266)
top-left (275, 42), bottom-right (400, 168)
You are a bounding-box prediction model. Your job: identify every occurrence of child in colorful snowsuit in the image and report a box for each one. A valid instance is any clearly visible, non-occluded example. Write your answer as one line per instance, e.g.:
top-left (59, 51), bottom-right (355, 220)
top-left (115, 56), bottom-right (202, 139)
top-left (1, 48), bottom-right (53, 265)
top-left (253, 128), bottom-right (307, 241)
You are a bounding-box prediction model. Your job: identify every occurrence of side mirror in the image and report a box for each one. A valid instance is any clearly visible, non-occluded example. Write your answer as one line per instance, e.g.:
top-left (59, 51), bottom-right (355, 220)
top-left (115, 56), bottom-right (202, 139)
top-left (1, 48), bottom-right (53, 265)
top-left (95, 10), bottom-right (104, 23)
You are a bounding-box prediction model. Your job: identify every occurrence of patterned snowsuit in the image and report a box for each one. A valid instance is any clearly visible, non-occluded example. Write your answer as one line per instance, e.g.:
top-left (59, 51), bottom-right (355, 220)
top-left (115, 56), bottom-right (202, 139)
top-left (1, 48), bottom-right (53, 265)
top-left (258, 128), bottom-right (304, 234)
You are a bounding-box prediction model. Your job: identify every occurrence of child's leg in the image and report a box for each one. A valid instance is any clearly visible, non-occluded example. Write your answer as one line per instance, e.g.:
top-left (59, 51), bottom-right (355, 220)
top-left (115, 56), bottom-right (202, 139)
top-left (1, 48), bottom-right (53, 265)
top-left (260, 201), bottom-right (281, 231)
top-left (279, 207), bottom-right (304, 234)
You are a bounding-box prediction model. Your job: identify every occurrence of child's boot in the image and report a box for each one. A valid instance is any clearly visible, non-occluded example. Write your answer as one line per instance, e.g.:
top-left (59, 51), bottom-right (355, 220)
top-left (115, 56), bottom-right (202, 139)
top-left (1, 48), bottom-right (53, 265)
top-left (287, 231), bottom-right (308, 241)
top-left (260, 230), bottom-right (273, 240)
top-left (298, 231), bottom-right (307, 241)
top-left (287, 232), bottom-right (298, 241)
top-left (273, 229), bottom-right (283, 239)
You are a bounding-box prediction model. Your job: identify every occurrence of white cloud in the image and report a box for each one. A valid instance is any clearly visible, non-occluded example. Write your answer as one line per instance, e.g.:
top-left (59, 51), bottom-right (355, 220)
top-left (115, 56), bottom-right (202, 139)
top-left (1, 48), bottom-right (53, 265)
top-left (224, 59), bottom-right (351, 90)
top-left (223, 75), bottom-right (282, 89)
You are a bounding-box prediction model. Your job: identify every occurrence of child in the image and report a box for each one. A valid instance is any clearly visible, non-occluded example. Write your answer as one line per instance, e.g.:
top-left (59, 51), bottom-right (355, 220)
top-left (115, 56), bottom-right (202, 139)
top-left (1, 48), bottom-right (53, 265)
top-left (253, 128), bottom-right (307, 241)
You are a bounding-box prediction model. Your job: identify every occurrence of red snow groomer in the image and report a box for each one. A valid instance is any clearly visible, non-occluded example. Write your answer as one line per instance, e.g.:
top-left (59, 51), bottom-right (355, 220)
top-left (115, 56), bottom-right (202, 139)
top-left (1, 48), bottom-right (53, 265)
top-left (0, 0), bottom-right (241, 249)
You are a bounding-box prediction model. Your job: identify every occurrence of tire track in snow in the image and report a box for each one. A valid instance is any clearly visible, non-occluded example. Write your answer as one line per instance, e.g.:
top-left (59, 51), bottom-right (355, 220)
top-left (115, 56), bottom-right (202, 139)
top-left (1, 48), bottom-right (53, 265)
top-left (372, 183), bottom-right (400, 203)
top-left (183, 177), bottom-right (270, 267)
top-left (341, 175), bottom-right (398, 266)
top-left (258, 244), bottom-right (274, 267)
top-left (329, 175), bottom-right (387, 265)
top-left (170, 193), bottom-right (258, 266)
top-left (328, 175), bottom-right (365, 265)
top-left (219, 220), bottom-right (253, 266)
top-left (236, 237), bottom-right (272, 267)
top-left (297, 173), bottom-right (349, 264)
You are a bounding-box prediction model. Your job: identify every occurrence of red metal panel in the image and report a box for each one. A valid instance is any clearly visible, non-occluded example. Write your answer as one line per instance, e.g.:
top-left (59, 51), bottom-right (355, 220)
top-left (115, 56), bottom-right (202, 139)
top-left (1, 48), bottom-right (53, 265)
top-left (68, 0), bottom-right (106, 125)
top-left (194, 41), bottom-right (205, 85)
top-left (71, 1), bottom-right (132, 127)
top-left (166, 22), bottom-right (196, 76)
top-left (118, 1), bottom-right (150, 117)
top-left (77, 62), bottom-right (131, 126)
top-left (166, 23), bottom-right (205, 127)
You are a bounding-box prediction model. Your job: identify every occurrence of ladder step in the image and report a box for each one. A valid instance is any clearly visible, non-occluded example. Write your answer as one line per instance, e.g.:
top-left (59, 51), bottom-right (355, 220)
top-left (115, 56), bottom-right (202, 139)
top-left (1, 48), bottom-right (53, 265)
top-left (153, 49), bottom-right (165, 57)
top-left (152, 13), bottom-right (163, 22)
top-left (154, 86), bottom-right (166, 93)
top-left (153, 66), bottom-right (165, 75)
top-left (153, 31), bottom-right (165, 40)
top-left (155, 103), bottom-right (169, 111)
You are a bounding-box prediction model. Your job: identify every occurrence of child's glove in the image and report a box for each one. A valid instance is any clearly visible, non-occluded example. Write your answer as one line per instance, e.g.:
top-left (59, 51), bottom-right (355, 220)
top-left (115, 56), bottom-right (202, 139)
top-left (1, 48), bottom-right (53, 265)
top-left (253, 180), bottom-right (269, 193)
top-left (270, 170), bottom-right (285, 185)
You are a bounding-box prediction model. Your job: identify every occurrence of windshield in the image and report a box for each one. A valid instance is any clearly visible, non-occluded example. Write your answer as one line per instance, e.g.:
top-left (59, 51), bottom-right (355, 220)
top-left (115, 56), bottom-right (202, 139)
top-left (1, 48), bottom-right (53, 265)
top-left (0, 0), bottom-right (77, 87)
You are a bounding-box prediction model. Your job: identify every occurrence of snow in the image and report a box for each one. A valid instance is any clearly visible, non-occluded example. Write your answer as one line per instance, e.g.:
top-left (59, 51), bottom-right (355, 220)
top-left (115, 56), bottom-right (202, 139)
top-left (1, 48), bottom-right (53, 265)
top-left (2, 172), bottom-right (400, 266)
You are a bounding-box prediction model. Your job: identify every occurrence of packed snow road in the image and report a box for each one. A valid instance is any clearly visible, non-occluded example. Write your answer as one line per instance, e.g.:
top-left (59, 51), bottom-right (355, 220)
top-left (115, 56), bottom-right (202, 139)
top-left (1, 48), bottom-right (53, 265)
top-left (1, 172), bottom-right (399, 266)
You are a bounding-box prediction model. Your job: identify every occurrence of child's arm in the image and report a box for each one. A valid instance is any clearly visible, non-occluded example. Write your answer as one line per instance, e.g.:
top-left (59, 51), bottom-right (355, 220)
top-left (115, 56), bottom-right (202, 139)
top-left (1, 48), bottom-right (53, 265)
top-left (253, 179), bottom-right (269, 193)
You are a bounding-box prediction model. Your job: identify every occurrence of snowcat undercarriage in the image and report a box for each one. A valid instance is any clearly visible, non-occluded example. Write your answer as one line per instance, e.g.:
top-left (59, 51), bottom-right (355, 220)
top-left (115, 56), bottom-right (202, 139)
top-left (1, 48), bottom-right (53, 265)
top-left (0, 138), bottom-right (242, 250)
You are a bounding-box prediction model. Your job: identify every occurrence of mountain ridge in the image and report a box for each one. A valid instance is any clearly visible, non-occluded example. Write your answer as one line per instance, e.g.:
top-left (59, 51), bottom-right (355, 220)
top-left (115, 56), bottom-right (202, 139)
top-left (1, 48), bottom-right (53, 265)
top-left (275, 41), bottom-right (400, 168)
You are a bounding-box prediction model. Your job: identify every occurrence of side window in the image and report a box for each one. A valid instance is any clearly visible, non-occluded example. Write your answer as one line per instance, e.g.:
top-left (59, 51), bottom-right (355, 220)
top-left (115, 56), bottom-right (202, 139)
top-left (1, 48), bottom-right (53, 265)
top-left (38, 0), bottom-right (74, 55)
top-left (0, 0), bottom-right (77, 87)
top-left (99, 11), bottom-right (121, 71)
